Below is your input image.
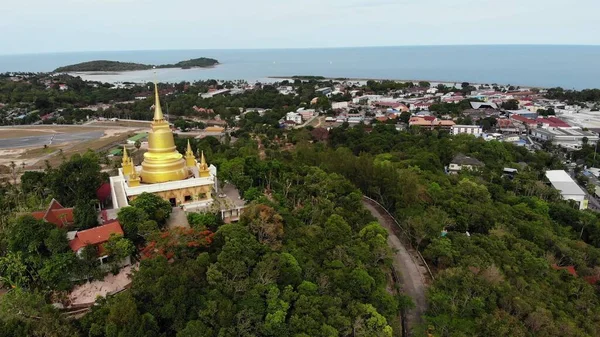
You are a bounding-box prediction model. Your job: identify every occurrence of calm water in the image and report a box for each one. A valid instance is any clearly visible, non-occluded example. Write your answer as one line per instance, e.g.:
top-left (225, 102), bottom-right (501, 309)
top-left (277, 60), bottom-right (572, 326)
top-left (1, 46), bottom-right (599, 89)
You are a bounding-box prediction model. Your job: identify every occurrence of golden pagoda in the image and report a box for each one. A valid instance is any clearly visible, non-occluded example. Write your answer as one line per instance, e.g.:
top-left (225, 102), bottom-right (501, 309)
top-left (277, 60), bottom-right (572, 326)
top-left (139, 82), bottom-right (189, 184)
top-left (109, 81), bottom-right (217, 210)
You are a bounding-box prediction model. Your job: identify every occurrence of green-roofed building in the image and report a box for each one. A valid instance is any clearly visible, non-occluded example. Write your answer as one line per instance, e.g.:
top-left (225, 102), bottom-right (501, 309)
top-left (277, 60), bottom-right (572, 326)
top-left (127, 132), bottom-right (148, 145)
top-left (108, 148), bottom-right (123, 156)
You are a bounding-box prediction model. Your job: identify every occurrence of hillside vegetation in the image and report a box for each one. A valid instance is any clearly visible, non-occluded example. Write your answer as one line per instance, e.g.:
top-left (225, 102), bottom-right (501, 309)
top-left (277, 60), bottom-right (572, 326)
top-left (54, 57), bottom-right (219, 72)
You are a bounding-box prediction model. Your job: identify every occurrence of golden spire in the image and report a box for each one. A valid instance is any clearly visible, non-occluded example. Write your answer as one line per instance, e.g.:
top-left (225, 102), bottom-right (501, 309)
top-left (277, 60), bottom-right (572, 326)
top-left (122, 146), bottom-right (129, 162)
top-left (138, 71), bottom-right (189, 184)
top-left (122, 146), bottom-right (133, 176)
top-left (186, 139), bottom-right (193, 154)
top-left (185, 139), bottom-right (196, 167)
top-left (153, 81), bottom-right (164, 122)
top-left (200, 151), bottom-right (207, 167)
top-left (199, 150), bottom-right (210, 177)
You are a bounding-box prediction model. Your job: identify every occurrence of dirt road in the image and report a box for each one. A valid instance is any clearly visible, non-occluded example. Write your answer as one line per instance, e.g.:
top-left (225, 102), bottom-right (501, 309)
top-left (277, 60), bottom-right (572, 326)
top-left (362, 198), bottom-right (428, 335)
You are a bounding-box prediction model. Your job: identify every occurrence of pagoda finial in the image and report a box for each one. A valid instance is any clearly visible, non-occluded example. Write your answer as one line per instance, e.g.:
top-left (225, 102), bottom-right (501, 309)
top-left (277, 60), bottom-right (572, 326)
top-left (198, 150), bottom-right (210, 177)
top-left (200, 151), bottom-right (207, 166)
top-left (153, 77), bottom-right (164, 122)
top-left (185, 139), bottom-right (196, 167)
top-left (122, 146), bottom-right (134, 176)
top-left (122, 146), bottom-right (129, 162)
top-left (186, 139), bottom-right (193, 154)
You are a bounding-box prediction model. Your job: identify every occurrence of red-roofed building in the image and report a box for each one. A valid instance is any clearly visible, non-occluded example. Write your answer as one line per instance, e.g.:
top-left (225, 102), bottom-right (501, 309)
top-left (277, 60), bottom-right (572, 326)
top-left (510, 114), bottom-right (538, 127)
top-left (69, 221), bottom-right (127, 264)
top-left (537, 116), bottom-right (570, 128)
top-left (31, 199), bottom-right (74, 228)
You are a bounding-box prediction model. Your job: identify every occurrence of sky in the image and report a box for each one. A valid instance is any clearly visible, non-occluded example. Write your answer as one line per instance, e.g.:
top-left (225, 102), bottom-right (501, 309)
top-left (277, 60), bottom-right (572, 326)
top-left (1, 0), bottom-right (599, 55)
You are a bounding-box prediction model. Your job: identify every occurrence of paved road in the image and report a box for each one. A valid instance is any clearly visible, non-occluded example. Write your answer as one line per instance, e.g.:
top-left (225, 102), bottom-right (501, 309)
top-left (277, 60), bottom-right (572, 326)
top-left (362, 199), bottom-right (428, 335)
top-left (0, 131), bottom-right (104, 149)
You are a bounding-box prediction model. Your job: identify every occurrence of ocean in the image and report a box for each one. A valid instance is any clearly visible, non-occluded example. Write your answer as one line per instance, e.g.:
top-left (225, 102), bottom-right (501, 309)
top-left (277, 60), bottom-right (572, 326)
top-left (1, 45), bottom-right (599, 89)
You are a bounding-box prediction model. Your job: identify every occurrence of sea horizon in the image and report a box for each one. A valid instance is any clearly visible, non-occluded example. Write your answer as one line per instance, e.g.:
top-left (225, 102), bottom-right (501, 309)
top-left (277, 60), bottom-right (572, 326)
top-left (1, 45), bottom-right (599, 89)
top-left (2, 44), bottom-right (600, 57)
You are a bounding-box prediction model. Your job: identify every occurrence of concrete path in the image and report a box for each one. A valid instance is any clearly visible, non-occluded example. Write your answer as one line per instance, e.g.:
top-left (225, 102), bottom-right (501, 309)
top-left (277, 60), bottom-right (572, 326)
top-left (167, 207), bottom-right (190, 228)
top-left (362, 199), bottom-right (428, 335)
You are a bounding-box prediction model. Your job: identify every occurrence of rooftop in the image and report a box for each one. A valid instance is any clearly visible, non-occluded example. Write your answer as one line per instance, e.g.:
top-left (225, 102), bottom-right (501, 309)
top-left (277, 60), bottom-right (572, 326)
top-left (545, 170), bottom-right (586, 196)
top-left (451, 154), bottom-right (484, 167)
top-left (31, 199), bottom-right (74, 228)
top-left (68, 220), bottom-right (124, 253)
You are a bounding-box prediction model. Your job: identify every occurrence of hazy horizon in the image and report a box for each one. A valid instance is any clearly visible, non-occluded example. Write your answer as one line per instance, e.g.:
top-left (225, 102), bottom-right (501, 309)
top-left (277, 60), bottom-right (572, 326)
top-left (2, 0), bottom-right (599, 55)
top-left (2, 44), bottom-right (600, 57)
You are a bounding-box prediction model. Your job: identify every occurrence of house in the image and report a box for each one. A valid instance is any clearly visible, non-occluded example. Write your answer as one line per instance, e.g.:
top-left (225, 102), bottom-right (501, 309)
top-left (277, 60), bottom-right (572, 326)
top-left (31, 199), bottom-right (74, 228)
top-left (68, 220), bottom-right (129, 265)
top-left (297, 108), bottom-right (315, 121)
top-left (315, 87), bottom-right (332, 96)
top-left (278, 86), bottom-right (294, 95)
top-left (536, 117), bottom-right (570, 129)
top-left (510, 114), bottom-right (538, 128)
top-left (470, 102), bottom-right (498, 110)
top-left (286, 112), bottom-right (302, 125)
top-left (452, 125), bottom-right (483, 137)
top-left (496, 119), bottom-right (521, 133)
top-left (409, 116), bottom-right (436, 127)
top-left (545, 170), bottom-right (587, 210)
top-left (410, 102), bottom-right (432, 111)
top-left (332, 102), bottom-right (350, 110)
top-left (200, 89), bottom-right (230, 98)
top-left (134, 92), bottom-right (150, 100)
top-left (58, 84), bottom-right (69, 91)
top-left (434, 120), bottom-right (456, 129)
top-left (508, 109), bottom-right (538, 120)
top-left (448, 154), bottom-right (485, 174)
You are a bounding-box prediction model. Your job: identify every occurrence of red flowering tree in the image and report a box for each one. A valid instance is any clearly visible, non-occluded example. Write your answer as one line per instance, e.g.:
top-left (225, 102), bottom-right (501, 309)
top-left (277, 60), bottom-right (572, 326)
top-left (141, 227), bottom-right (214, 260)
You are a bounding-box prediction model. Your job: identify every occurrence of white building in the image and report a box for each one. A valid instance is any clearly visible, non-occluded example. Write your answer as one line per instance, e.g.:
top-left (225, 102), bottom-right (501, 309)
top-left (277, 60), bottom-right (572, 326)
top-left (545, 170), bottom-right (588, 210)
top-left (531, 128), bottom-right (599, 150)
top-left (452, 125), bottom-right (483, 137)
top-left (332, 101), bottom-right (349, 110)
top-left (448, 154), bottom-right (484, 174)
top-left (200, 89), bottom-right (230, 98)
top-left (285, 112), bottom-right (302, 125)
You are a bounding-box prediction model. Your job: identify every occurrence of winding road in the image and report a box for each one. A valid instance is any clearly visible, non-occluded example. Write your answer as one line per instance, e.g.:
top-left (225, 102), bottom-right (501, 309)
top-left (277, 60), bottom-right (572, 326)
top-left (362, 198), bottom-right (429, 335)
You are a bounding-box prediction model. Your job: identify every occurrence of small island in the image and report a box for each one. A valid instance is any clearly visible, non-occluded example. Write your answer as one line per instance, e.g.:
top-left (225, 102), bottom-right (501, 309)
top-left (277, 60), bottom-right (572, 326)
top-left (54, 57), bottom-right (219, 72)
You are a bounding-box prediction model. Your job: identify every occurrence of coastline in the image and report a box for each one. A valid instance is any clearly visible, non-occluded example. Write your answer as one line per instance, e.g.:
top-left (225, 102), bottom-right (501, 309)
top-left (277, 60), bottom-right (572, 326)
top-left (66, 64), bottom-right (219, 77)
top-left (267, 76), bottom-right (538, 89)
top-left (57, 62), bottom-right (219, 74)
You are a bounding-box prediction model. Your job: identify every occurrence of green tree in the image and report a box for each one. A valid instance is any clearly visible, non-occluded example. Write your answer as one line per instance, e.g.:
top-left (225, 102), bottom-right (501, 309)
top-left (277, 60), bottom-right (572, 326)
top-left (44, 228), bottom-right (70, 254)
top-left (47, 151), bottom-right (105, 206)
top-left (187, 212), bottom-right (219, 230)
top-left (501, 99), bottom-right (519, 110)
top-left (117, 206), bottom-right (149, 241)
top-left (104, 234), bottom-right (135, 263)
top-left (74, 199), bottom-right (99, 230)
top-left (0, 288), bottom-right (79, 337)
top-left (130, 193), bottom-right (172, 227)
